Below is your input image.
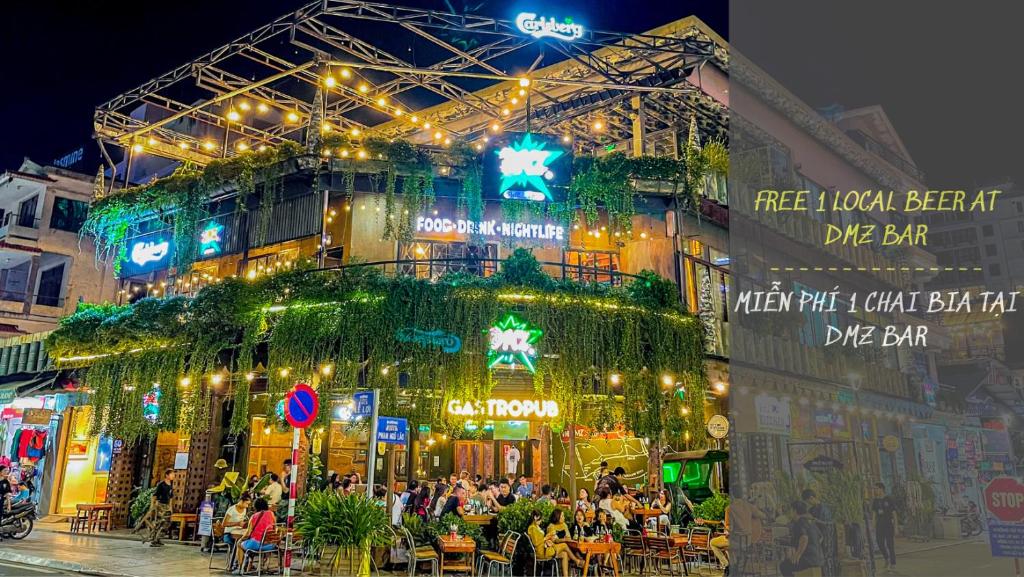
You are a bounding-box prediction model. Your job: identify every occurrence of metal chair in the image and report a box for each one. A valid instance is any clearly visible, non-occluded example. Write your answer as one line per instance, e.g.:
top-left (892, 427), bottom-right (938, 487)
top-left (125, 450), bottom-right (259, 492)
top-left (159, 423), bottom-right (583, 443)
top-left (481, 531), bottom-right (520, 577)
top-left (207, 518), bottom-right (235, 570)
top-left (646, 535), bottom-right (686, 577)
top-left (683, 526), bottom-right (712, 569)
top-left (524, 534), bottom-right (560, 577)
top-left (240, 527), bottom-right (283, 576)
top-left (476, 530), bottom-right (510, 576)
top-left (621, 533), bottom-right (647, 575)
top-left (401, 527), bottom-right (438, 577)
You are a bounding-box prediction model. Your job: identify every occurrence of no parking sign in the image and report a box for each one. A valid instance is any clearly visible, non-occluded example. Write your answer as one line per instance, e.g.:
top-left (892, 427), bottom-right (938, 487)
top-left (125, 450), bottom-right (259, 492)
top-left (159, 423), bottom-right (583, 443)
top-left (284, 383), bottom-right (319, 429)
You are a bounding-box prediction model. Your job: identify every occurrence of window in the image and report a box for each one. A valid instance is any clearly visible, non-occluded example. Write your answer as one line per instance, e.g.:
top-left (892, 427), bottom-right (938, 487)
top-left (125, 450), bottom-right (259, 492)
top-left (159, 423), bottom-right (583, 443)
top-left (49, 197), bottom-right (89, 233)
top-left (35, 264), bottom-right (65, 307)
top-left (986, 244), bottom-right (998, 257)
top-left (982, 224), bottom-right (994, 237)
top-left (396, 241), bottom-right (497, 280)
top-left (16, 196), bottom-right (38, 228)
top-left (1015, 200), bottom-right (1023, 213)
top-left (563, 250), bottom-right (621, 285)
top-left (989, 263), bottom-right (1002, 277)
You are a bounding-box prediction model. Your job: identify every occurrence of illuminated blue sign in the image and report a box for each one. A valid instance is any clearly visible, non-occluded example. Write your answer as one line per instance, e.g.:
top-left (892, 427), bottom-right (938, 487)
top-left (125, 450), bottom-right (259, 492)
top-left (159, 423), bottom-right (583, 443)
top-left (199, 222), bottom-right (224, 256)
top-left (131, 239), bottom-right (171, 266)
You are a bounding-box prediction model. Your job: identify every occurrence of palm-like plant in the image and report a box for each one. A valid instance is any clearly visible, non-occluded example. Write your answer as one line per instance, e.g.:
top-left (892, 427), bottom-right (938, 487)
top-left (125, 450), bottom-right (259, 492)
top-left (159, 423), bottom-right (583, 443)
top-left (297, 491), bottom-right (393, 577)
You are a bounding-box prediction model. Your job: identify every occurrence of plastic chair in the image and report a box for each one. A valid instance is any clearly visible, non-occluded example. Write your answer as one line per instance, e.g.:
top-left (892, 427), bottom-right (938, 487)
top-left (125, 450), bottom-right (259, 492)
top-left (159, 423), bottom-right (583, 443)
top-left (401, 527), bottom-right (438, 577)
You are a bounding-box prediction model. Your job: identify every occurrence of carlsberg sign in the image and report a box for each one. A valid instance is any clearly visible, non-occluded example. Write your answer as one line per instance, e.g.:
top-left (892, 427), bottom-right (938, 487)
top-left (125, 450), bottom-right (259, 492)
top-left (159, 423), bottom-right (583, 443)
top-left (515, 13), bottom-right (584, 41)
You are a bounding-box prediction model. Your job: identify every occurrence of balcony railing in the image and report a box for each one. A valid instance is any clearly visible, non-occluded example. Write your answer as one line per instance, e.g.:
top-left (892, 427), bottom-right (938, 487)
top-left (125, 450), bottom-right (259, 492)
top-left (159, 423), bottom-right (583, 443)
top-left (0, 290), bottom-right (65, 309)
top-left (0, 214), bottom-right (40, 244)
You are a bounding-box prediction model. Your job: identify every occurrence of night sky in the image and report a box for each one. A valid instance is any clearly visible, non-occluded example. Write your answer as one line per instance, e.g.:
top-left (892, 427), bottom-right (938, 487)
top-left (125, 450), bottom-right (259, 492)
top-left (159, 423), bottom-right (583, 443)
top-left (0, 0), bottom-right (726, 173)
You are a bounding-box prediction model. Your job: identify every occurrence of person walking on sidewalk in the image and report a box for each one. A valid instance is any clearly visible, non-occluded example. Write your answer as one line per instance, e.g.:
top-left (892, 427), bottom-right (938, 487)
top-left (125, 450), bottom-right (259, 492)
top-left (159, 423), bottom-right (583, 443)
top-left (146, 469), bottom-right (175, 547)
top-left (871, 482), bottom-right (898, 573)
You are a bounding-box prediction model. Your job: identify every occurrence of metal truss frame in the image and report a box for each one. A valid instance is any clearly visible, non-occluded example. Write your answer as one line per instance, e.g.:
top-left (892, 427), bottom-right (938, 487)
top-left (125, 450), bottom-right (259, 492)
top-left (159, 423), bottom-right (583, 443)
top-left (94, 0), bottom-right (722, 165)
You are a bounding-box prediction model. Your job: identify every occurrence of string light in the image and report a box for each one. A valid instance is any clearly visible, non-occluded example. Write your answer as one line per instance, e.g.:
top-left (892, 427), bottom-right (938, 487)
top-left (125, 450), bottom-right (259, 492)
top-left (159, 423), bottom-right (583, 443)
top-left (410, 115), bottom-right (419, 123)
top-left (491, 122), bottom-right (501, 132)
top-left (518, 89), bottom-right (526, 97)
top-left (257, 102), bottom-right (269, 113)
top-left (501, 108), bottom-right (511, 116)
top-left (210, 373), bottom-right (224, 385)
top-left (381, 366), bottom-right (390, 375)
top-left (340, 149), bottom-right (350, 157)
top-left (510, 97), bottom-right (519, 105)
top-left (433, 131), bottom-right (443, 140)
top-left (226, 109), bottom-right (241, 122)
top-left (609, 373), bottom-right (622, 385)
top-left (179, 376), bottom-right (191, 387)
top-left (322, 122), bottom-right (333, 132)
top-left (377, 97), bottom-right (387, 107)
top-left (340, 68), bottom-right (352, 79)
top-left (147, 137), bottom-right (157, 146)
top-left (562, 135), bottom-right (571, 143)
top-left (132, 143), bottom-right (144, 153)
top-left (286, 111), bottom-right (300, 123)
top-left (519, 78), bottom-right (531, 87)
top-left (236, 142), bottom-right (249, 152)
top-left (423, 122), bottom-right (431, 129)
top-left (593, 119), bottom-right (604, 131)
top-left (279, 368), bottom-right (290, 378)
top-left (321, 364), bottom-right (334, 376)
top-left (350, 128), bottom-right (361, 137)
top-left (238, 101), bottom-right (251, 111)
top-left (258, 145), bottom-right (268, 152)
top-left (245, 372), bottom-right (255, 382)
top-left (661, 374), bottom-right (674, 387)
top-left (178, 141), bottom-right (190, 150)
top-left (203, 141), bottom-right (216, 151)
top-left (358, 83), bottom-right (369, 93)
top-left (324, 75), bottom-right (337, 88)
top-left (443, 137), bottom-right (451, 145)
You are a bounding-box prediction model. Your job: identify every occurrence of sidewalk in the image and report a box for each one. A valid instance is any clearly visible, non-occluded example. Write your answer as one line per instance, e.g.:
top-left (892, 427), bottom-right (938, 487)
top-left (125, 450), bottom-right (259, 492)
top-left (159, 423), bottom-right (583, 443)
top-left (0, 523), bottom-right (212, 577)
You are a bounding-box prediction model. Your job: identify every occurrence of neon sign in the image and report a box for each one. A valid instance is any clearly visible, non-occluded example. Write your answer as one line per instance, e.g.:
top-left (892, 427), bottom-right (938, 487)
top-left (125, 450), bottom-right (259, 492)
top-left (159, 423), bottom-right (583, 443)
top-left (199, 222), bottom-right (224, 256)
top-left (496, 133), bottom-right (564, 201)
top-left (130, 239), bottom-right (170, 266)
top-left (515, 13), bottom-right (584, 42)
top-left (487, 312), bottom-right (542, 373)
top-left (415, 216), bottom-right (564, 241)
top-left (446, 398), bottom-right (559, 419)
top-left (142, 386), bottom-right (161, 424)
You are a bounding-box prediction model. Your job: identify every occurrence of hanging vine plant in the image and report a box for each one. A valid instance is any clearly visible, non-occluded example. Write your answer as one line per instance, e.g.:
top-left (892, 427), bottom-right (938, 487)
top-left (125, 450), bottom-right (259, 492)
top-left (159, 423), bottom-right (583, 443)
top-left (48, 249), bottom-right (706, 443)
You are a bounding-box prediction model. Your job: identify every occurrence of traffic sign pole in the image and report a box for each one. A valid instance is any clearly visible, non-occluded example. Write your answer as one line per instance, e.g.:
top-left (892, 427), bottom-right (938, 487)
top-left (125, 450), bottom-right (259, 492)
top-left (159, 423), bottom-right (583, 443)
top-left (365, 388), bottom-right (380, 497)
top-left (283, 425), bottom-right (299, 577)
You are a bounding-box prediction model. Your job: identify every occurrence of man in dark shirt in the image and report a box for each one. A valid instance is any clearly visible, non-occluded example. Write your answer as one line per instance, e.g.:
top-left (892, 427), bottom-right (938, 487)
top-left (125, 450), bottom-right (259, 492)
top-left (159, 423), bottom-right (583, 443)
top-left (495, 480), bottom-right (516, 509)
top-left (146, 469), bottom-right (175, 547)
top-left (0, 465), bottom-right (11, 532)
top-left (780, 501), bottom-right (823, 576)
top-left (597, 467), bottom-right (639, 507)
top-left (871, 482), bottom-right (897, 571)
top-left (439, 485), bottom-right (465, 518)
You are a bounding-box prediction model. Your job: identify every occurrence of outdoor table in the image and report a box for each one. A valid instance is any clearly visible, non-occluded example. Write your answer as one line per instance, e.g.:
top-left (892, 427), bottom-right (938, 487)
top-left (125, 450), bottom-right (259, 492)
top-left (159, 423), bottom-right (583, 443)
top-left (632, 507), bottom-right (663, 523)
top-left (568, 539), bottom-right (621, 577)
top-left (169, 512), bottom-right (199, 542)
top-left (462, 514), bottom-right (496, 526)
top-left (75, 503), bottom-right (114, 533)
top-left (438, 535), bottom-right (476, 576)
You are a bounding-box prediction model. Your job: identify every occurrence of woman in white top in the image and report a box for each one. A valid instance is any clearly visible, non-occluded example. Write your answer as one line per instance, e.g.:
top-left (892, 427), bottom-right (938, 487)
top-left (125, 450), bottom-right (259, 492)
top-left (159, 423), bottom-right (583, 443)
top-left (575, 488), bottom-right (594, 513)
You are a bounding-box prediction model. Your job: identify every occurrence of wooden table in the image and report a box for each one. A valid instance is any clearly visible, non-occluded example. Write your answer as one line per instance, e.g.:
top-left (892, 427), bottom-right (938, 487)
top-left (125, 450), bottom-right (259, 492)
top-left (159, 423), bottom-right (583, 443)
top-left (75, 503), bottom-right (114, 533)
top-left (438, 535), bottom-right (476, 576)
top-left (568, 540), bottom-right (621, 577)
top-left (632, 507), bottom-right (664, 522)
top-left (169, 513), bottom-right (198, 542)
top-left (462, 514), bottom-right (496, 526)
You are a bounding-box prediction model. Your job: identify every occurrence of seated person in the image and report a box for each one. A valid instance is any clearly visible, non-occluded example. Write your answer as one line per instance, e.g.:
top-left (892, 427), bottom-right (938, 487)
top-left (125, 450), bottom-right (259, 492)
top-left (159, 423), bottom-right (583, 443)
top-left (528, 509), bottom-right (583, 576)
top-left (597, 489), bottom-right (631, 530)
top-left (234, 498), bottom-right (277, 569)
top-left (573, 509), bottom-right (595, 538)
top-left (545, 509), bottom-right (571, 542)
top-left (593, 509), bottom-right (615, 536)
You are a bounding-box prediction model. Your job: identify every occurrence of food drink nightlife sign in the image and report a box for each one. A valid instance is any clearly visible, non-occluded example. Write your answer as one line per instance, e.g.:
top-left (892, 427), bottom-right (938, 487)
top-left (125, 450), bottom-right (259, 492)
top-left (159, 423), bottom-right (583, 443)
top-left (415, 215), bottom-right (564, 241)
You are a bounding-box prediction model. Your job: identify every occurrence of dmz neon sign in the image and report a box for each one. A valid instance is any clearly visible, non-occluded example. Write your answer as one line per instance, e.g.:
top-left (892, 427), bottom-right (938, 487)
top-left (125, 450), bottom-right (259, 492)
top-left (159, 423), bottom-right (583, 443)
top-left (130, 239), bottom-right (171, 266)
top-left (497, 133), bottom-right (564, 201)
top-left (487, 312), bottom-right (543, 373)
top-left (515, 13), bottom-right (584, 42)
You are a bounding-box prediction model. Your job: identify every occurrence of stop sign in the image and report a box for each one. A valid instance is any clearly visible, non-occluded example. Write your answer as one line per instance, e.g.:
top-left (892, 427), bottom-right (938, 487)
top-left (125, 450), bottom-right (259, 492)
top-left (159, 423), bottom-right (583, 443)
top-left (984, 477), bottom-right (1024, 523)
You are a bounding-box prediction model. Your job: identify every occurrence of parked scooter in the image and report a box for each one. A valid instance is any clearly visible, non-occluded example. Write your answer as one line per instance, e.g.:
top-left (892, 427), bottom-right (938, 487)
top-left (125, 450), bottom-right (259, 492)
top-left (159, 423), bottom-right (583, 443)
top-left (0, 500), bottom-right (36, 540)
top-left (961, 501), bottom-right (983, 537)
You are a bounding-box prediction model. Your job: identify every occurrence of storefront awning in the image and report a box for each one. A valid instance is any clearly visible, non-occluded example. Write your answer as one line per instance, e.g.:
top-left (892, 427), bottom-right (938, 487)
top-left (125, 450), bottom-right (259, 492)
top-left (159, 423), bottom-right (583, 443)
top-left (0, 370), bottom-right (74, 403)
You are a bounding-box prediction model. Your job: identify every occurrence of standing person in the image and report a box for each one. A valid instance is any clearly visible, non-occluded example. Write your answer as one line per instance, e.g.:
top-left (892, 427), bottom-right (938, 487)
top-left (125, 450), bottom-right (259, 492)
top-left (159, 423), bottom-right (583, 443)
top-left (281, 460), bottom-right (293, 486)
top-left (871, 482), bottom-right (898, 573)
top-left (0, 466), bottom-right (11, 532)
top-left (597, 467), bottom-right (640, 507)
top-left (594, 462), bottom-right (609, 492)
top-left (146, 469), bottom-right (175, 547)
top-left (394, 480), bottom-right (418, 525)
top-left (505, 443), bottom-right (521, 477)
top-left (780, 501), bottom-right (824, 577)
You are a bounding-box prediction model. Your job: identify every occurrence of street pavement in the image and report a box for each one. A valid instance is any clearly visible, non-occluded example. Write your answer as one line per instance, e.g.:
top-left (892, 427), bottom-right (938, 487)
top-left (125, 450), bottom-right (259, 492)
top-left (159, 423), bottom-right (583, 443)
top-left (884, 538), bottom-right (1016, 577)
top-left (0, 561), bottom-right (73, 576)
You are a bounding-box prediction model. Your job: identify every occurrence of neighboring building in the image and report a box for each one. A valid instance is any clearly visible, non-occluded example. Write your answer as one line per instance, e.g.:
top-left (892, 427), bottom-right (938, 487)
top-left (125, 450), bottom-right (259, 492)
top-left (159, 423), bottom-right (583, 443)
top-left (0, 159), bottom-right (117, 333)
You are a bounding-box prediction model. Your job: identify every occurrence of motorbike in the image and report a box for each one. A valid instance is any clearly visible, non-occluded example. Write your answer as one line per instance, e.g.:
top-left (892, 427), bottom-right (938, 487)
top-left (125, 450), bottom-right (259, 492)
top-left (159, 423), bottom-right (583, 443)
top-left (961, 505), bottom-right (983, 538)
top-left (0, 500), bottom-right (36, 540)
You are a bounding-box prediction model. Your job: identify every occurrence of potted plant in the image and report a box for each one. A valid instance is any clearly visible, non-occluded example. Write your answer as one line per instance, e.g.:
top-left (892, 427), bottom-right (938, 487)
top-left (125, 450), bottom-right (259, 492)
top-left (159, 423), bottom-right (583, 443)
top-left (297, 490), bottom-right (393, 577)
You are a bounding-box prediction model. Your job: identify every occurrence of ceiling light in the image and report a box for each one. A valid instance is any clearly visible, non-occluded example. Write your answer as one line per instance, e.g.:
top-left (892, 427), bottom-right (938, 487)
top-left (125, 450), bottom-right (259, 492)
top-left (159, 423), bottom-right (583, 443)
top-left (433, 131), bottom-right (442, 140)
top-left (351, 128), bottom-right (361, 137)
top-left (340, 68), bottom-right (352, 79)
top-left (257, 102), bottom-right (269, 113)
top-left (358, 83), bottom-right (369, 93)
top-left (357, 150), bottom-right (367, 159)
top-left (519, 78), bottom-right (531, 87)
top-left (491, 122), bottom-right (501, 132)
top-left (324, 75), bottom-right (337, 88)
top-left (518, 89), bottom-right (526, 97)
top-left (562, 135), bottom-right (571, 143)
top-left (238, 101), bottom-right (251, 111)
top-left (510, 97), bottom-right (518, 105)
top-left (593, 119), bottom-right (604, 131)
top-left (286, 111), bottom-right (300, 123)
top-left (501, 108), bottom-right (510, 116)
top-left (236, 142), bottom-right (249, 151)
top-left (202, 141), bottom-right (216, 151)
top-left (423, 122), bottom-right (431, 129)
top-left (321, 123), bottom-right (332, 132)
top-left (377, 97), bottom-right (387, 107)
top-left (132, 143), bottom-right (144, 153)
top-left (227, 109), bottom-right (241, 122)
top-left (178, 142), bottom-right (190, 150)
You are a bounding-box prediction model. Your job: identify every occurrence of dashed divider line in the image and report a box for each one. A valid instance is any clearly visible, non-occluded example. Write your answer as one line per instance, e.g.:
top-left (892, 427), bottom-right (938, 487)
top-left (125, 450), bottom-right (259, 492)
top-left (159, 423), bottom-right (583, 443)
top-left (768, 266), bottom-right (983, 272)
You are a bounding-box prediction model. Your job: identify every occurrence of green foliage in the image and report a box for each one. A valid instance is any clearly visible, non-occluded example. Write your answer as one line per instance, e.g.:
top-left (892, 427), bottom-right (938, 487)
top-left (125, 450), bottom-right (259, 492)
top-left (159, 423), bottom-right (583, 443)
top-left (402, 513), bottom-right (430, 546)
top-left (496, 497), bottom-right (560, 535)
top-left (428, 513), bottom-right (485, 548)
top-left (626, 271), bottom-right (681, 310)
top-left (814, 470), bottom-right (865, 525)
top-left (49, 254), bottom-right (706, 442)
top-left (297, 490), bottom-right (393, 550)
top-left (693, 492), bottom-right (729, 522)
top-left (130, 486), bottom-right (156, 525)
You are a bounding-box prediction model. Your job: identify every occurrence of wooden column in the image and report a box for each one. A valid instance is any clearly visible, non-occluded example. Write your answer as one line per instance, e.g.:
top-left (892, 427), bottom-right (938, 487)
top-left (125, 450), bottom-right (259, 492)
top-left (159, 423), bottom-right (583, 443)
top-left (106, 441), bottom-right (141, 529)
